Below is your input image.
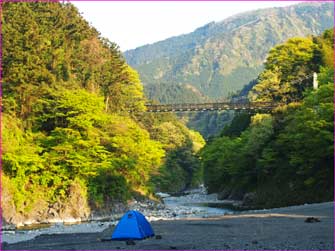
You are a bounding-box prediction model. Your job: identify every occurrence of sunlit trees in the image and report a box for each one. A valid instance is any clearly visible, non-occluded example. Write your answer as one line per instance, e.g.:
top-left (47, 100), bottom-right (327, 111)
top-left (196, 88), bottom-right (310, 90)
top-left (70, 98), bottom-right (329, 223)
top-left (201, 29), bottom-right (334, 207)
top-left (250, 37), bottom-right (316, 103)
top-left (1, 1), bottom-right (206, 220)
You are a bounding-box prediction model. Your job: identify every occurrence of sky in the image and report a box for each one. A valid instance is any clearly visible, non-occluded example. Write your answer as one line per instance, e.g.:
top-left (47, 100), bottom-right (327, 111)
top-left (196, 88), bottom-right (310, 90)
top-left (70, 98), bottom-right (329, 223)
top-left (72, 1), bottom-right (304, 51)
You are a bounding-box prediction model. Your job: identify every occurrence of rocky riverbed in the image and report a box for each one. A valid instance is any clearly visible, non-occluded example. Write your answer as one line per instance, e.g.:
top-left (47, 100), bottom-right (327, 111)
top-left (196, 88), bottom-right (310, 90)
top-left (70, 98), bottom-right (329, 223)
top-left (2, 187), bottom-right (233, 244)
top-left (3, 201), bottom-right (333, 250)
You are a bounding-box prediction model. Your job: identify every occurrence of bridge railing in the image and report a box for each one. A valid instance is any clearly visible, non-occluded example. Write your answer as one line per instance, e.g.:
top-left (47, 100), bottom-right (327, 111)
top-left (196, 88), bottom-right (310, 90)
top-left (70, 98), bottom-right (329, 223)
top-left (143, 101), bottom-right (278, 113)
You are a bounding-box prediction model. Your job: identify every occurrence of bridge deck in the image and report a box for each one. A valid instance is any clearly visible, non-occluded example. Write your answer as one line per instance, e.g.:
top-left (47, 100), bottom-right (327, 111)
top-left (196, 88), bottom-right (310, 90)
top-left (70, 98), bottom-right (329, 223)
top-left (143, 102), bottom-right (278, 113)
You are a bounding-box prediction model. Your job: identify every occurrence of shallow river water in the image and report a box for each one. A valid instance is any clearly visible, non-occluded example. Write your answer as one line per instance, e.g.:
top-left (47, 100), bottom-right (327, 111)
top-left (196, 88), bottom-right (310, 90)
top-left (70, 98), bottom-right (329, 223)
top-left (161, 189), bottom-right (233, 219)
top-left (2, 187), bottom-right (233, 244)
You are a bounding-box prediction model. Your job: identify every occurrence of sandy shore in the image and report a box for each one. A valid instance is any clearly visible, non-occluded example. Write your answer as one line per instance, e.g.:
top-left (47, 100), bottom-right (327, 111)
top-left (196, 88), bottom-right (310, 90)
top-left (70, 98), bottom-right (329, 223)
top-left (3, 202), bottom-right (333, 250)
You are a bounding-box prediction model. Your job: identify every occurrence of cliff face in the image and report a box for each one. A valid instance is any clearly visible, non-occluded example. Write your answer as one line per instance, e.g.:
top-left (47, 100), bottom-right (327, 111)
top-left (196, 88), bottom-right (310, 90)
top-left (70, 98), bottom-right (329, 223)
top-left (2, 175), bottom-right (91, 228)
top-left (124, 2), bottom-right (334, 103)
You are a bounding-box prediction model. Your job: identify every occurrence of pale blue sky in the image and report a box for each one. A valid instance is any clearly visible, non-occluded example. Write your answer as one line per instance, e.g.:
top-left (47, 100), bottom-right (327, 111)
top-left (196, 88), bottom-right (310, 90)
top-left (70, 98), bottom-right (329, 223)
top-left (72, 1), bottom-right (304, 51)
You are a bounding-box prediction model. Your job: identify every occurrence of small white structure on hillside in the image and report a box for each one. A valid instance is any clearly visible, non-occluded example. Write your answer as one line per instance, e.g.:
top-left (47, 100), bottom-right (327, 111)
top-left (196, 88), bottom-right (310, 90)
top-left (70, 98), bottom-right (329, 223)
top-left (313, 72), bottom-right (318, 90)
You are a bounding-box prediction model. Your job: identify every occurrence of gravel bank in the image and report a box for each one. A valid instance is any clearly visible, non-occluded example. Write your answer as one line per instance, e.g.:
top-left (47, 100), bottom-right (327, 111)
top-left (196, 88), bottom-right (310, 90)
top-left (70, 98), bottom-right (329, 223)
top-left (2, 201), bottom-right (333, 250)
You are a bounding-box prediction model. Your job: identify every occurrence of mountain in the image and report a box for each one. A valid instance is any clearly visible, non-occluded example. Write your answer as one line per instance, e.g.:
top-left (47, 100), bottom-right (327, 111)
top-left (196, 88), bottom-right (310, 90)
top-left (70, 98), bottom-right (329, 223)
top-left (124, 2), bottom-right (334, 103)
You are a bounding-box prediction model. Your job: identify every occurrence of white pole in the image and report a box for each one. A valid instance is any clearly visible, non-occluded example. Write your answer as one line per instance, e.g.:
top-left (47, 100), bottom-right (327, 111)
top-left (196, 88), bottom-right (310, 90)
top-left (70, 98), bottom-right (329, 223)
top-left (313, 72), bottom-right (318, 90)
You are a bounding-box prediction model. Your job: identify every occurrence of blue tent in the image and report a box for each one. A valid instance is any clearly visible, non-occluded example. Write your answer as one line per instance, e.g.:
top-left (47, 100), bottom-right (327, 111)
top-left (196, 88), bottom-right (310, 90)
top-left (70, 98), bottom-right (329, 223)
top-left (111, 210), bottom-right (155, 240)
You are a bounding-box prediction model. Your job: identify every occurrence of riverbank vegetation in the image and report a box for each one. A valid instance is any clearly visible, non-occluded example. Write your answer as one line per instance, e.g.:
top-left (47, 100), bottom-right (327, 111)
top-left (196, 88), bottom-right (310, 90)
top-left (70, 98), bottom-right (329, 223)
top-left (201, 29), bottom-right (334, 208)
top-left (1, 2), bottom-right (203, 224)
top-left (1, 2), bottom-right (333, 226)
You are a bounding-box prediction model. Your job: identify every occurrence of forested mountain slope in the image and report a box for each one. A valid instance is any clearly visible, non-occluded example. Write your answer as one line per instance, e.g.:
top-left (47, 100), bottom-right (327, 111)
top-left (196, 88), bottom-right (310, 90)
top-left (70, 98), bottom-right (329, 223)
top-left (200, 29), bottom-right (334, 208)
top-left (1, 2), bottom-right (204, 226)
top-left (124, 2), bottom-right (333, 103)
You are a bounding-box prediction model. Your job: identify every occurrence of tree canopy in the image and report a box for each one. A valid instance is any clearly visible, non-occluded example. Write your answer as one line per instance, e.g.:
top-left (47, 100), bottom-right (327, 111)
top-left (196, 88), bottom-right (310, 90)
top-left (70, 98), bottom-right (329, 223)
top-left (1, 1), bottom-right (204, 223)
top-left (201, 29), bottom-right (334, 207)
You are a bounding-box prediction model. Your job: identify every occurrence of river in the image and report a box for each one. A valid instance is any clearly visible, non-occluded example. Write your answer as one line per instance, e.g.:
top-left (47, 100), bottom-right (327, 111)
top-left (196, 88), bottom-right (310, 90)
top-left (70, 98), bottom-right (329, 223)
top-left (2, 187), bottom-right (234, 244)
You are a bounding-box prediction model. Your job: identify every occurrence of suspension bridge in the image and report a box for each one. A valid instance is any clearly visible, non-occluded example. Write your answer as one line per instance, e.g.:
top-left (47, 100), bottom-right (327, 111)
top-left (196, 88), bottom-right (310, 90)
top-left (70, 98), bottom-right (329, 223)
top-left (144, 101), bottom-right (279, 113)
top-left (140, 73), bottom-right (317, 113)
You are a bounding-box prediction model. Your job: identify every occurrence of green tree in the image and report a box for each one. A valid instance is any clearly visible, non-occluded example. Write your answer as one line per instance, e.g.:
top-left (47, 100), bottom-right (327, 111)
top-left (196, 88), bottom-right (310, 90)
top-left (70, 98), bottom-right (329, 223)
top-left (250, 37), bottom-right (316, 103)
top-left (1, 1), bottom-right (169, 218)
top-left (201, 29), bottom-right (334, 207)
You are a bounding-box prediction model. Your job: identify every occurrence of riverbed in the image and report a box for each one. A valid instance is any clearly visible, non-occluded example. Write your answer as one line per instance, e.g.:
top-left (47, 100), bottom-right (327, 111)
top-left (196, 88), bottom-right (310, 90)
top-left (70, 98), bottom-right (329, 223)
top-left (3, 187), bottom-right (333, 250)
top-left (3, 201), bottom-right (333, 250)
top-left (2, 187), bottom-right (233, 244)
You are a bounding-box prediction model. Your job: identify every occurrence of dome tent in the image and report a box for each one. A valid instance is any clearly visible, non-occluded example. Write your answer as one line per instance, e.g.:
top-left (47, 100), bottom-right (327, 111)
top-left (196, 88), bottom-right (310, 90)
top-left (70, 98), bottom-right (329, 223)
top-left (111, 210), bottom-right (155, 240)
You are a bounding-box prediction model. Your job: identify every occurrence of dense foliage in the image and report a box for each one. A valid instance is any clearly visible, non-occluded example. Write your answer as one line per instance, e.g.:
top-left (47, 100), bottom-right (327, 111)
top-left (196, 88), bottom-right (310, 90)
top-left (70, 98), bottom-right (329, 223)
top-left (180, 111), bottom-right (234, 139)
top-left (1, 1), bottom-right (204, 222)
top-left (149, 112), bottom-right (206, 193)
top-left (136, 113), bottom-right (205, 193)
top-left (125, 2), bottom-right (333, 103)
top-left (200, 29), bottom-right (334, 207)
